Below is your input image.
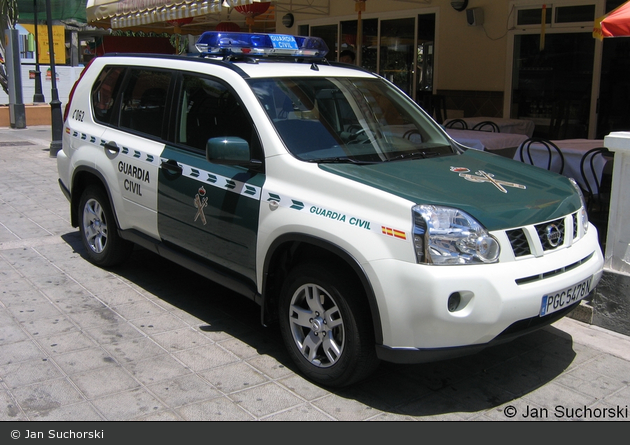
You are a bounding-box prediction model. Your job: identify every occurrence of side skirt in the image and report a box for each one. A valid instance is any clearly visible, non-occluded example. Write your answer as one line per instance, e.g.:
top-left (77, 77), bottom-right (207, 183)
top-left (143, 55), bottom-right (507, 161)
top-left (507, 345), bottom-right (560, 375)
top-left (119, 229), bottom-right (261, 306)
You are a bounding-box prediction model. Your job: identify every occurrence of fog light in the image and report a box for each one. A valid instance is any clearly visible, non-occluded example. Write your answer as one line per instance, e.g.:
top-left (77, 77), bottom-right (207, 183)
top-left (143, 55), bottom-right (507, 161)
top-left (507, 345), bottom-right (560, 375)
top-left (448, 292), bottom-right (461, 312)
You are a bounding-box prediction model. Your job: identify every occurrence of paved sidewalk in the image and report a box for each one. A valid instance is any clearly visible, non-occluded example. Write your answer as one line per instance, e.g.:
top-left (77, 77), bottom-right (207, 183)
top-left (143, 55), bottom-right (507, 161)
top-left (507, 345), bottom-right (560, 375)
top-left (1, 126), bottom-right (630, 421)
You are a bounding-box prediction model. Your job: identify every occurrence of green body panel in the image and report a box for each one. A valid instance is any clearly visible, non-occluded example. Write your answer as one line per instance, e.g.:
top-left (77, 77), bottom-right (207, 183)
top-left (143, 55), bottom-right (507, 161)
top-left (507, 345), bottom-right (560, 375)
top-left (158, 146), bottom-right (264, 282)
top-left (319, 149), bottom-right (581, 231)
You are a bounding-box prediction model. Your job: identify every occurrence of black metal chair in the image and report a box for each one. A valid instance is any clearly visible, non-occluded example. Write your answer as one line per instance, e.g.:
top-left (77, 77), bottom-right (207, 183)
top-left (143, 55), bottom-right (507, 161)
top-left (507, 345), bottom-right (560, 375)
top-left (418, 93), bottom-right (447, 124)
top-left (472, 121), bottom-right (500, 132)
top-left (444, 119), bottom-right (468, 129)
top-left (518, 137), bottom-right (565, 175)
top-left (579, 147), bottom-right (614, 214)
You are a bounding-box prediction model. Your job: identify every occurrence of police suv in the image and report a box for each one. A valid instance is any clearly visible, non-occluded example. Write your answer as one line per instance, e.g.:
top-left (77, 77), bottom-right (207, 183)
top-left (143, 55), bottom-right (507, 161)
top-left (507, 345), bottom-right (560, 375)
top-left (57, 31), bottom-right (604, 387)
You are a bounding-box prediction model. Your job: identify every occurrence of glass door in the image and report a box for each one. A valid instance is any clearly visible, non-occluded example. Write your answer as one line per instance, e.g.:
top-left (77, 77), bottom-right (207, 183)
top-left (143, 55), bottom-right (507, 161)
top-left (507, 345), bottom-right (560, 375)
top-left (379, 17), bottom-right (415, 97)
top-left (340, 19), bottom-right (378, 72)
top-left (310, 24), bottom-right (338, 60)
top-left (597, 38), bottom-right (630, 139)
top-left (511, 32), bottom-right (595, 139)
top-left (417, 13), bottom-right (436, 95)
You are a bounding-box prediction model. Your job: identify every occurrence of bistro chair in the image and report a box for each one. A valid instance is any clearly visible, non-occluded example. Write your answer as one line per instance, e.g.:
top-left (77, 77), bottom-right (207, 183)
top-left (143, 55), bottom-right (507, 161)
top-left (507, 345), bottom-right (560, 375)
top-left (518, 137), bottom-right (565, 175)
top-left (418, 93), bottom-right (447, 124)
top-left (579, 147), bottom-right (614, 215)
top-left (444, 119), bottom-right (468, 129)
top-left (472, 120), bottom-right (500, 132)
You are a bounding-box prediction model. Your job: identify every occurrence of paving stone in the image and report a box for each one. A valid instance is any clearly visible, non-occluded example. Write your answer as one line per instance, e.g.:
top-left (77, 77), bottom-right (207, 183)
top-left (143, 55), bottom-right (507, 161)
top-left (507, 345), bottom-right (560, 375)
top-left (90, 388), bottom-right (166, 421)
top-left (69, 366), bottom-right (140, 399)
top-left (199, 362), bottom-right (269, 394)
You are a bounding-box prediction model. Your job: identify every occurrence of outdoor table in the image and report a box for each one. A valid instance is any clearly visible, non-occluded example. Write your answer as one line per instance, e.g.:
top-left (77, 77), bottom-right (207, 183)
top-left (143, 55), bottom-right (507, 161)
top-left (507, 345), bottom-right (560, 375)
top-left (513, 139), bottom-right (609, 193)
top-left (445, 128), bottom-right (529, 156)
top-left (444, 117), bottom-right (536, 137)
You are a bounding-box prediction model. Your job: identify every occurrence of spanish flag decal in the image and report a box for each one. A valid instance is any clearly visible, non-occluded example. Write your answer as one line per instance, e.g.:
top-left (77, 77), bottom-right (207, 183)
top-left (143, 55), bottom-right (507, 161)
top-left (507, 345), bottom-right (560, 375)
top-left (382, 226), bottom-right (407, 240)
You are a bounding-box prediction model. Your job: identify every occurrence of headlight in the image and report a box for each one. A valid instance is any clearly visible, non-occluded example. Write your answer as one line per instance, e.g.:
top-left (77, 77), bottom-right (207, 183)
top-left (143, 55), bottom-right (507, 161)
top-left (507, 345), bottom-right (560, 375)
top-left (413, 205), bottom-right (500, 265)
top-left (568, 178), bottom-right (589, 235)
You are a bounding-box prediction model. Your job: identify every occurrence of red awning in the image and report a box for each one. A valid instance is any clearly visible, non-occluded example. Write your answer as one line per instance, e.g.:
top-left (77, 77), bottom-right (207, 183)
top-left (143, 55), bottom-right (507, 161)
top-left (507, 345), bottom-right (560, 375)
top-left (86, 0), bottom-right (259, 29)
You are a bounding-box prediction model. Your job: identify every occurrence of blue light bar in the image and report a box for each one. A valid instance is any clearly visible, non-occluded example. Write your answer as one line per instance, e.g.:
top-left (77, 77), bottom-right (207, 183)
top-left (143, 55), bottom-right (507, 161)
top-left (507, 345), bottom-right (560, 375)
top-left (195, 31), bottom-right (329, 58)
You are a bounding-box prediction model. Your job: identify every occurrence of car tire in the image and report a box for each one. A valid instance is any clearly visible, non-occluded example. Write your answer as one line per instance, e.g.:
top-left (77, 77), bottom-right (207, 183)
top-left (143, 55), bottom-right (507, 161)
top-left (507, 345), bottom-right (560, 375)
top-left (279, 262), bottom-right (379, 387)
top-left (78, 185), bottom-right (133, 268)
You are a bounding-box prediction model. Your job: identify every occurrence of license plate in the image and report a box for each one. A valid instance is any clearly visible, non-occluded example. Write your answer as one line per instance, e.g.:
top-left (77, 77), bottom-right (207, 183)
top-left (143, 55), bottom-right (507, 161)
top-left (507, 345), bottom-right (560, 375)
top-left (540, 277), bottom-right (592, 317)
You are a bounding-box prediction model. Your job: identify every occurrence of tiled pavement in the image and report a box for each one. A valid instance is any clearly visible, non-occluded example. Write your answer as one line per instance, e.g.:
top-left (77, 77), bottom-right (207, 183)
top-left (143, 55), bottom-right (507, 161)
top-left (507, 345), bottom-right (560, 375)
top-left (1, 126), bottom-right (630, 422)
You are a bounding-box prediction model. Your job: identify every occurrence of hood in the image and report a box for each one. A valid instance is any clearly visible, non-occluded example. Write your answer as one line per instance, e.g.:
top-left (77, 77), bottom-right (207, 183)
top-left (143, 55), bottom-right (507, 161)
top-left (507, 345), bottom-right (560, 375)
top-left (319, 149), bottom-right (581, 231)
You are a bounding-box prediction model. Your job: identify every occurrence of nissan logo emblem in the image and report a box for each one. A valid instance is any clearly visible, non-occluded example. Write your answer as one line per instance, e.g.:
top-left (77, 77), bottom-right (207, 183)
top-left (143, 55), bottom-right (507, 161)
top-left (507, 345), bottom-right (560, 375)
top-left (545, 224), bottom-right (562, 247)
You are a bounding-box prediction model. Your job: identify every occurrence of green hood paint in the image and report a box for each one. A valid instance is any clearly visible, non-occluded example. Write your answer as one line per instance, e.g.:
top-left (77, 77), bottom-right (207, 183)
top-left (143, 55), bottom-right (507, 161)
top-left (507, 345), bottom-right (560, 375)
top-left (318, 150), bottom-right (582, 231)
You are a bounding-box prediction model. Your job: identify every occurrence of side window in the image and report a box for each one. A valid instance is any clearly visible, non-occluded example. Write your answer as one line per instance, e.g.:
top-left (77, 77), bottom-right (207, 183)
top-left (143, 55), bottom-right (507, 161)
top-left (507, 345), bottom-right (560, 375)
top-left (177, 74), bottom-right (258, 153)
top-left (91, 66), bottom-right (125, 125)
top-left (119, 69), bottom-right (172, 139)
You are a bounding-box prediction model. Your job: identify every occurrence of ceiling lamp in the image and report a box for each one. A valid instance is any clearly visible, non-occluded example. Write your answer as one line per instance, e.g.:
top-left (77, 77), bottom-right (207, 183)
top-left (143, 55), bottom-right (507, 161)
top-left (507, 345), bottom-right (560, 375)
top-left (234, 1), bottom-right (271, 32)
top-left (216, 21), bottom-right (241, 32)
top-left (451, 1), bottom-right (469, 12)
top-left (166, 17), bottom-right (194, 34)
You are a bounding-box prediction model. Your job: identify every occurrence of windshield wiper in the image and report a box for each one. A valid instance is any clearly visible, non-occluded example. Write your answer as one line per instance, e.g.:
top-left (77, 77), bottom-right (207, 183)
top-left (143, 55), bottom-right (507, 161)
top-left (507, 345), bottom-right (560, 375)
top-left (307, 157), bottom-right (378, 165)
top-left (385, 151), bottom-right (441, 162)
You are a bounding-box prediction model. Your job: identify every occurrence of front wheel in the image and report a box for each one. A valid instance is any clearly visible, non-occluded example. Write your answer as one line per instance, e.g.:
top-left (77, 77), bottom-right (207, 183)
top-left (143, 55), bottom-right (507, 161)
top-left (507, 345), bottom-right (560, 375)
top-left (78, 185), bottom-right (133, 268)
top-left (279, 263), bottom-right (379, 387)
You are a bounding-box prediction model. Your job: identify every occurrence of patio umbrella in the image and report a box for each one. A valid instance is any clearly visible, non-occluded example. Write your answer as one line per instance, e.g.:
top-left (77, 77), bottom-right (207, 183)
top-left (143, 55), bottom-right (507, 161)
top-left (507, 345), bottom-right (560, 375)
top-left (594, 0), bottom-right (630, 39)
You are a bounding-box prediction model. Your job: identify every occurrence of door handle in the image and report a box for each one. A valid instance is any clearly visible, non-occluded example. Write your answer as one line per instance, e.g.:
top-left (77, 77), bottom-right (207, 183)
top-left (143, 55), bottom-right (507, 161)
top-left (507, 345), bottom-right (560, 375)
top-left (160, 159), bottom-right (183, 176)
top-left (103, 141), bottom-right (120, 153)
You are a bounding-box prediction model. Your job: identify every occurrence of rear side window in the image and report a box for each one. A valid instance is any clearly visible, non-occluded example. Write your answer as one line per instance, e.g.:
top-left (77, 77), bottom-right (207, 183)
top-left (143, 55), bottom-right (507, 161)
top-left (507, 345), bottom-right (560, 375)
top-left (91, 66), bottom-right (125, 125)
top-left (119, 69), bottom-right (173, 139)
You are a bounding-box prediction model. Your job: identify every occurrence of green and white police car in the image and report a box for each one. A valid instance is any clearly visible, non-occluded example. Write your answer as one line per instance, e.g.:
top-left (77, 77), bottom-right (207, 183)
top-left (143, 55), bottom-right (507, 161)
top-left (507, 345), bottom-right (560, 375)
top-left (57, 31), bottom-right (604, 387)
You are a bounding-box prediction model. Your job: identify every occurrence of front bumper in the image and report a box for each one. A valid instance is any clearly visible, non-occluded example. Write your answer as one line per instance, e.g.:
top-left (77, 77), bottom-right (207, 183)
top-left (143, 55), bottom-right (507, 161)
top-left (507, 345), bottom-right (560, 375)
top-left (375, 301), bottom-right (579, 363)
top-left (367, 225), bottom-right (603, 362)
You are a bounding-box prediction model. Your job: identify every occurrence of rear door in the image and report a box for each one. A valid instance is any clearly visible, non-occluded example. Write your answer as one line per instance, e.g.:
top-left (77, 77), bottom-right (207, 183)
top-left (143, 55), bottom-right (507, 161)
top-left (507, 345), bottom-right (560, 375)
top-left (93, 66), bottom-right (173, 238)
top-left (157, 73), bottom-right (264, 284)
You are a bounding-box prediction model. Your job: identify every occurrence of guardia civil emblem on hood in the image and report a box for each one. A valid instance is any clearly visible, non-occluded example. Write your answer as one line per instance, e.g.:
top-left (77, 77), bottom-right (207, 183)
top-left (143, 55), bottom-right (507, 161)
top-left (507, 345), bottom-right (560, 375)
top-left (451, 167), bottom-right (526, 194)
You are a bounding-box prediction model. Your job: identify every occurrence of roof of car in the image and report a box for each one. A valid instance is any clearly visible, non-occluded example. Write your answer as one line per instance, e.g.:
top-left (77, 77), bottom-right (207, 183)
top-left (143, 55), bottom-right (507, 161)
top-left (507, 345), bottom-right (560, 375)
top-left (96, 51), bottom-right (377, 80)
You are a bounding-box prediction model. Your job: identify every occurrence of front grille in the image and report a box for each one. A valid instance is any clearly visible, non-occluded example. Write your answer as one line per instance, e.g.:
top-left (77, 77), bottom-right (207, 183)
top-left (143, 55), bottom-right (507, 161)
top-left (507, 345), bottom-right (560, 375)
top-left (506, 229), bottom-right (531, 257)
top-left (507, 213), bottom-right (578, 258)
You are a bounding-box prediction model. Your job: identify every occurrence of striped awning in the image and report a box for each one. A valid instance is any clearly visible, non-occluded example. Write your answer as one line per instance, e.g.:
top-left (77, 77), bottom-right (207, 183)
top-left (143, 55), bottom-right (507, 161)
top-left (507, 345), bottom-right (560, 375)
top-left (86, 0), bottom-right (262, 29)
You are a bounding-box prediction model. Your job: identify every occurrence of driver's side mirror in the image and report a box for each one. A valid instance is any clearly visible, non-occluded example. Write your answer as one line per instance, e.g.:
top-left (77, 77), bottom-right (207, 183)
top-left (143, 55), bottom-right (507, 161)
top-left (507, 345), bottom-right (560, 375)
top-left (206, 137), bottom-right (262, 170)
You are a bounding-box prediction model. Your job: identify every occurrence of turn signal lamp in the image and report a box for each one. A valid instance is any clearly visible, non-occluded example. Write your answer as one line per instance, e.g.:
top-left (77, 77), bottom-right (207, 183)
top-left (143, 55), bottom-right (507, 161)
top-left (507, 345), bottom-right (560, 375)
top-left (195, 31), bottom-right (329, 58)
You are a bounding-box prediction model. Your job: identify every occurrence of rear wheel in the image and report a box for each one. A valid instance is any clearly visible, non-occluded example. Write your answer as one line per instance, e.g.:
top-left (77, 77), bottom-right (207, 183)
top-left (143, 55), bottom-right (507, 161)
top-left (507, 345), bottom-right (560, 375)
top-left (78, 185), bottom-right (133, 268)
top-left (279, 262), bottom-right (379, 387)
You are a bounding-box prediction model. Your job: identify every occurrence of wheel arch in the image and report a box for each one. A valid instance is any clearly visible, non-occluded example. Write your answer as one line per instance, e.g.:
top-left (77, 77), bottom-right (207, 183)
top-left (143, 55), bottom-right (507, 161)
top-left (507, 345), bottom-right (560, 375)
top-left (261, 233), bottom-right (384, 345)
top-left (69, 166), bottom-right (118, 229)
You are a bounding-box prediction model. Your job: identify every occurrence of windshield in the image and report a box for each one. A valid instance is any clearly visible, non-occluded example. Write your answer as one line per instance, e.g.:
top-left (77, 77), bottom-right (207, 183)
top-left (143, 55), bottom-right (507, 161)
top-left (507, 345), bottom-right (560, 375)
top-left (248, 77), bottom-right (455, 163)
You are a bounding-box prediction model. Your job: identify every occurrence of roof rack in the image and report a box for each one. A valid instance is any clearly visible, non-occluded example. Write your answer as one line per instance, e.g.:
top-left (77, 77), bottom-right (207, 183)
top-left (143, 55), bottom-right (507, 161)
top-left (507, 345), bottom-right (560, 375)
top-left (195, 31), bottom-right (329, 61)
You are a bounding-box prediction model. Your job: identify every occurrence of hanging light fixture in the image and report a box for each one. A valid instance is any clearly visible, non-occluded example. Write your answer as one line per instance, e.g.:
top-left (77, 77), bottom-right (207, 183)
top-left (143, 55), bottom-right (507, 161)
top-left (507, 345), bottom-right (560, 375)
top-left (166, 17), bottom-right (194, 34)
top-left (234, 1), bottom-right (271, 32)
top-left (216, 21), bottom-right (241, 32)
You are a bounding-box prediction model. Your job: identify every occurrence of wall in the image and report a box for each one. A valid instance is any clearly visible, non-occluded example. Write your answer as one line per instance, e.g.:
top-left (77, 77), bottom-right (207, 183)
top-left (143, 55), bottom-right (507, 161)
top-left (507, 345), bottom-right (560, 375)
top-left (278, 0), bottom-right (510, 93)
top-left (0, 65), bottom-right (84, 108)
